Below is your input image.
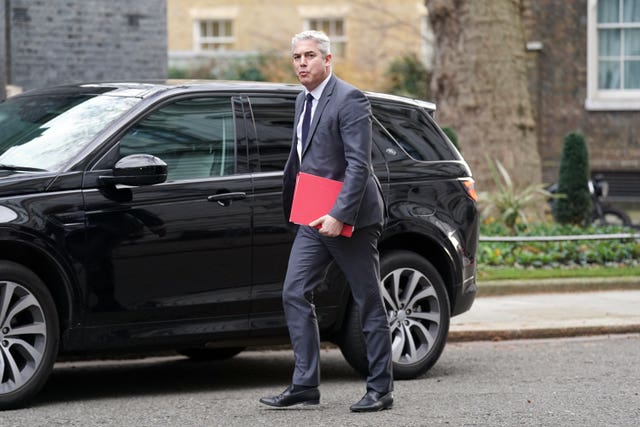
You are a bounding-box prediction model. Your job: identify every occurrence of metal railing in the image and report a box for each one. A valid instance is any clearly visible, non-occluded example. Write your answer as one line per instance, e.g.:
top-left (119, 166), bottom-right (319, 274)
top-left (480, 233), bottom-right (640, 242)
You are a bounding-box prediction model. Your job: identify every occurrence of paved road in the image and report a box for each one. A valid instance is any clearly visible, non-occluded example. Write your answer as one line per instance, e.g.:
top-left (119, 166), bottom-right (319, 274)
top-left (5, 334), bottom-right (639, 426)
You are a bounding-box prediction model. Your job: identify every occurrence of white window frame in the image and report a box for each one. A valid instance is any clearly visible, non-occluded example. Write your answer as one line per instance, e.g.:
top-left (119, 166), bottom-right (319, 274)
top-left (421, 12), bottom-right (435, 69)
top-left (194, 19), bottom-right (235, 52)
top-left (586, 0), bottom-right (640, 110)
top-left (304, 18), bottom-right (347, 57)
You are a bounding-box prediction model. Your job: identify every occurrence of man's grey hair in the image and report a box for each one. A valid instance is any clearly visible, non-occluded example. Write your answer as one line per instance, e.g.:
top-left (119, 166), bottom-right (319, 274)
top-left (291, 30), bottom-right (331, 57)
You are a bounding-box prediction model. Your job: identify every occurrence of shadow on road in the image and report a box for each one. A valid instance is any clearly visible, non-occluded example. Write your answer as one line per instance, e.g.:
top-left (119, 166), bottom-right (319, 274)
top-left (33, 349), bottom-right (367, 407)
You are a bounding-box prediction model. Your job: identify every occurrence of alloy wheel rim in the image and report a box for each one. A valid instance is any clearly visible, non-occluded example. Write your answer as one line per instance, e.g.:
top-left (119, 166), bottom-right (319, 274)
top-left (0, 281), bottom-right (47, 393)
top-left (380, 268), bottom-right (441, 366)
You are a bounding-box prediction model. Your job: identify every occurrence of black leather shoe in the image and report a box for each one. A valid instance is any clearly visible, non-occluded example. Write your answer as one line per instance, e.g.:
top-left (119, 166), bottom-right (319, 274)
top-left (350, 390), bottom-right (393, 412)
top-left (259, 385), bottom-right (320, 407)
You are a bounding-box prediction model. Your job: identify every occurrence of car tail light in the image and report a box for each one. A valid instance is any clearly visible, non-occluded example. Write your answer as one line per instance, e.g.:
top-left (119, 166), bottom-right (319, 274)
top-left (462, 179), bottom-right (478, 201)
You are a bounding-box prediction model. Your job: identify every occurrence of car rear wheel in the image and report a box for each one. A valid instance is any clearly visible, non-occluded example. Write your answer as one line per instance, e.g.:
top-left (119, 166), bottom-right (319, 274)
top-left (338, 250), bottom-right (450, 380)
top-left (0, 261), bottom-right (59, 410)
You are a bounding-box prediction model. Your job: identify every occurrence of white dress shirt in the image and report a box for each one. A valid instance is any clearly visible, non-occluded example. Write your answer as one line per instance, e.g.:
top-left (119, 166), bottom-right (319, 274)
top-left (296, 73), bottom-right (332, 162)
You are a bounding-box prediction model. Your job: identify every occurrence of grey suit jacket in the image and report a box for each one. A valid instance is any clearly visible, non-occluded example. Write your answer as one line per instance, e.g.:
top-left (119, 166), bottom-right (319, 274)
top-left (283, 75), bottom-right (385, 229)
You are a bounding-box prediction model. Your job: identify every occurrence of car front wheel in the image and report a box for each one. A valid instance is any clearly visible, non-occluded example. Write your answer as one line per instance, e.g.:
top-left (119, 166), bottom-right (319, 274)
top-left (0, 261), bottom-right (59, 410)
top-left (338, 250), bottom-right (450, 380)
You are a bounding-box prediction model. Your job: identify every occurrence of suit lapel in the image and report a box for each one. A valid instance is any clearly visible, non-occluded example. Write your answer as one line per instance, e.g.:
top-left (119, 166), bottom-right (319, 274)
top-left (301, 75), bottom-right (336, 159)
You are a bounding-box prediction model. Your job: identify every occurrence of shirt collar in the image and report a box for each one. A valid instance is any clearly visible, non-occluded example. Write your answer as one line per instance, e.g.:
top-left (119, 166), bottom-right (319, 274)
top-left (306, 73), bottom-right (332, 101)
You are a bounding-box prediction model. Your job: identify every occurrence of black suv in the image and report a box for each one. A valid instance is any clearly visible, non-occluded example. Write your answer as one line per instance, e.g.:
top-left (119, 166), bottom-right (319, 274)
top-left (0, 81), bottom-right (478, 409)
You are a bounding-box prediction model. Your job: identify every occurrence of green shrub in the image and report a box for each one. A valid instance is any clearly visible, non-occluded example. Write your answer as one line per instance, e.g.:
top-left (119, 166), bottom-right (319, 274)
top-left (478, 156), bottom-right (551, 233)
top-left (168, 67), bottom-right (189, 79)
top-left (479, 222), bottom-right (639, 268)
top-left (442, 127), bottom-right (459, 151)
top-left (385, 54), bottom-right (430, 100)
top-left (220, 56), bottom-right (267, 81)
top-left (552, 132), bottom-right (592, 225)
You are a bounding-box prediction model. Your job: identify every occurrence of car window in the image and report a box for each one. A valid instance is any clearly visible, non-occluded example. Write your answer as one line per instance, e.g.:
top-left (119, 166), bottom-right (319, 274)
top-left (249, 95), bottom-right (391, 172)
top-left (119, 97), bottom-right (236, 180)
top-left (371, 101), bottom-right (457, 161)
top-left (371, 119), bottom-right (398, 159)
top-left (249, 95), bottom-right (296, 173)
top-left (0, 93), bottom-right (140, 171)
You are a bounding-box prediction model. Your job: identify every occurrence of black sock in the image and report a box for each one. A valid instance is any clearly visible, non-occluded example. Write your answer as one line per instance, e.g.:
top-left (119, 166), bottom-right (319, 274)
top-left (291, 384), bottom-right (315, 392)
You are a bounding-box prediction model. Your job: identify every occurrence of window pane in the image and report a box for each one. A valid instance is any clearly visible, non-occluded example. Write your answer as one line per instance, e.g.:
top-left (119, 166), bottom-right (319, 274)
top-left (321, 20), bottom-right (331, 34)
top-left (372, 102), bottom-right (457, 161)
top-left (599, 29), bottom-right (621, 56)
top-left (335, 20), bottom-right (344, 36)
top-left (333, 42), bottom-right (346, 57)
top-left (0, 94), bottom-right (140, 171)
top-left (120, 98), bottom-right (236, 180)
top-left (598, 0), bottom-right (620, 23)
top-left (623, 0), bottom-right (640, 22)
top-left (249, 96), bottom-right (296, 172)
top-left (624, 28), bottom-right (640, 54)
top-left (599, 60), bottom-right (621, 88)
top-left (624, 60), bottom-right (640, 88)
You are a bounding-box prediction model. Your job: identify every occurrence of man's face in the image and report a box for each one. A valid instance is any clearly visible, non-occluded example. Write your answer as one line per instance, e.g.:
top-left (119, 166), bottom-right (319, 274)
top-left (292, 39), bottom-right (331, 91)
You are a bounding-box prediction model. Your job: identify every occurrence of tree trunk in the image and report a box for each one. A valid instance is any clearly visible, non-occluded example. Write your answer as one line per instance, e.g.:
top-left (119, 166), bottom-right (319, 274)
top-left (0, 1), bottom-right (7, 101)
top-left (426, 0), bottom-right (541, 192)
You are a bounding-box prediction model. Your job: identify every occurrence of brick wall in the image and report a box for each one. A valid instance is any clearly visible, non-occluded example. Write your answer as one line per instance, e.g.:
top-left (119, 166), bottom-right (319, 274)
top-left (523, 0), bottom-right (640, 185)
top-left (6, 0), bottom-right (167, 91)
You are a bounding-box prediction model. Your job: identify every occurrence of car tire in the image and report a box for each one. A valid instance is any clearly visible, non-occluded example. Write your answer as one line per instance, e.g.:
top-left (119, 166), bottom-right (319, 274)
top-left (178, 347), bottom-right (245, 361)
top-left (0, 261), bottom-right (59, 410)
top-left (338, 250), bottom-right (450, 380)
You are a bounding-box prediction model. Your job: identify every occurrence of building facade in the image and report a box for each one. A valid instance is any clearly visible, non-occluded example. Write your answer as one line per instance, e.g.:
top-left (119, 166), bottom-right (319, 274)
top-left (167, 0), bottom-right (432, 92)
top-left (1, 0), bottom-right (167, 97)
top-left (523, 0), bottom-right (640, 202)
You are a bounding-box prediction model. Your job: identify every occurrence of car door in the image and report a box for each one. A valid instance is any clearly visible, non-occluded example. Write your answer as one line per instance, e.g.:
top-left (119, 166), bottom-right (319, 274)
top-left (80, 95), bottom-right (253, 344)
top-left (241, 94), bottom-right (296, 336)
top-left (245, 93), bottom-right (391, 337)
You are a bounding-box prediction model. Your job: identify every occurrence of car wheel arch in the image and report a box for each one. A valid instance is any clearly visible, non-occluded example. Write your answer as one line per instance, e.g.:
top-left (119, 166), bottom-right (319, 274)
top-left (337, 248), bottom-right (452, 379)
top-left (0, 238), bottom-right (75, 335)
top-left (378, 230), bottom-right (460, 310)
top-left (324, 229), bottom-right (461, 338)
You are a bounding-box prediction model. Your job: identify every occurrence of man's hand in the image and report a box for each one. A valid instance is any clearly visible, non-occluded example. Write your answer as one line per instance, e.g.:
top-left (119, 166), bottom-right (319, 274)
top-left (309, 214), bottom-right (344, 237)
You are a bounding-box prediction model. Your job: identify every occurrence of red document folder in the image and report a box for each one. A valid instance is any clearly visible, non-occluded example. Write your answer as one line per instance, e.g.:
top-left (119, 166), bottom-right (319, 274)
top-left (289, 172), bottom-right (354, 237)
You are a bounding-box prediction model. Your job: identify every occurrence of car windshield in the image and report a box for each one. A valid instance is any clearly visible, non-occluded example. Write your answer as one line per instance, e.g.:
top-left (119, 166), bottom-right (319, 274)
top-left (0, 92), bottom-right (141, 171)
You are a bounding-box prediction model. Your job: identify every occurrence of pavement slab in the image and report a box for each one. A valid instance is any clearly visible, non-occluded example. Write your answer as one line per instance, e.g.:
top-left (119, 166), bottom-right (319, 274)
top-left (449, 290), bottom-right (640, 341)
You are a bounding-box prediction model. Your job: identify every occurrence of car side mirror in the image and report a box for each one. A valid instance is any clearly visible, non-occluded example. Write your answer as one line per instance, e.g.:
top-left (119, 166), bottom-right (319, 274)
top-left (99, 154), bottom-right (167, 186)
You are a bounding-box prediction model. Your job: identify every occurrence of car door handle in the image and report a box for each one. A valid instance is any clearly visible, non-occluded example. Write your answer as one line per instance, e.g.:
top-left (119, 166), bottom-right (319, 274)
top-left (207, 192), bottom-right (247, 207)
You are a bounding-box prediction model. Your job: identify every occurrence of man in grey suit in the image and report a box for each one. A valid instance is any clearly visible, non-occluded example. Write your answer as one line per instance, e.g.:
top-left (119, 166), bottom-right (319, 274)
top-left (259, 30), bottom-right (393, 412)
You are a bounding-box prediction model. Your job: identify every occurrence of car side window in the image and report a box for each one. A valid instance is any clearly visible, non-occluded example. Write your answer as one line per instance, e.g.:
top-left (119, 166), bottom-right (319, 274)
top-left (119, 97), bottom-right (236, 180)
top-left (371, 120), bottom-right (397, 160)
top-left (371, 102), bottom-right (457, 161)
top-left (249, 95), bottom-right (296, 172)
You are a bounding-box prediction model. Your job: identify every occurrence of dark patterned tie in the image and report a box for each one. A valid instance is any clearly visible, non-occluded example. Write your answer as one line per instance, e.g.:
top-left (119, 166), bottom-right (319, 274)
top-left (301, 93), bottom-right (314, 152)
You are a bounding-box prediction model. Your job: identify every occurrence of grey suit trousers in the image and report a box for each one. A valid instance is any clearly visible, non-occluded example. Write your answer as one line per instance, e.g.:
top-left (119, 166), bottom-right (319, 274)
top-left (282, 224), bottom-right (393, 393)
